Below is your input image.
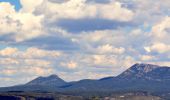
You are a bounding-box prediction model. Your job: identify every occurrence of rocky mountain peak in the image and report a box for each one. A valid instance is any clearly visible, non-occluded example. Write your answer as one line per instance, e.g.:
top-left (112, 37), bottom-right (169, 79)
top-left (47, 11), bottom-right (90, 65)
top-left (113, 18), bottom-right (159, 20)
top-left (130, 63), bottom-right (160, 72)
top-left (26, 74), bottom-right (66, 86)
top-left (118, 63), bottom-right (161, 78)
top-left (48, 74), bottom-right (60, 79)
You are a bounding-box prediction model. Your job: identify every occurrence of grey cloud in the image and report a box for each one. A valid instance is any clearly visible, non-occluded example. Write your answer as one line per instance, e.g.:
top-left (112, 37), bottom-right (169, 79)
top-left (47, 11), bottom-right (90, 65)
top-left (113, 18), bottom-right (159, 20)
top-left (48, 0), bottom-right (69, 3)
top-left (0, 34), bottom-right (15, 42)
top-left (55, 18), bottom-right (136, 33)
top-left (17, 36), bottom-right (80, 51)
top-left (85, 0), bottom-right (111, 4)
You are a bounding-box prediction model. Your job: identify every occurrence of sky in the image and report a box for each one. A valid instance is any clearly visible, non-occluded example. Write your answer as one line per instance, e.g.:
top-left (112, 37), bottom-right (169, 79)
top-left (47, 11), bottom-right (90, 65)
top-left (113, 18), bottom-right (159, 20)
top-left (0, 0), bottom-right (170, 86)
top-left (0, 0), bottom-right (21, 10)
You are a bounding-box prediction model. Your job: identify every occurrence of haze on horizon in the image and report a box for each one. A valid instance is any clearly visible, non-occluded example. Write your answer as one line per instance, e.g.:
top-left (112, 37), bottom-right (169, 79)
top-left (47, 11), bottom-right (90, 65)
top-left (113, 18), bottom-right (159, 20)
top-left (0, 0), bottom-right (170, 87)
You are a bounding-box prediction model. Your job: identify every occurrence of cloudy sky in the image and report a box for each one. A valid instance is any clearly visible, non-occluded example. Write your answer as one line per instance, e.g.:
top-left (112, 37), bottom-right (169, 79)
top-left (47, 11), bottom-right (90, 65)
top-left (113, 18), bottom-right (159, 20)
top-left (0, 0), bottom-right (170, 86)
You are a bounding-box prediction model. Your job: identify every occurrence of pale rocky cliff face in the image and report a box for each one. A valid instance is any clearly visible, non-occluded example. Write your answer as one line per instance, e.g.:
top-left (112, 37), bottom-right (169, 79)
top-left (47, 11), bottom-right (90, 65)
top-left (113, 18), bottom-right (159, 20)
top-left (118, 63), bottom-right (170, 80)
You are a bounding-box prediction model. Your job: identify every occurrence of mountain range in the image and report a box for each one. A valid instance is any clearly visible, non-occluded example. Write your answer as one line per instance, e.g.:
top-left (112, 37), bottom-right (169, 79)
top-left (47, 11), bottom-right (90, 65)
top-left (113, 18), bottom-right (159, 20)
top-left (0, 63), bottom-right (170, 94)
